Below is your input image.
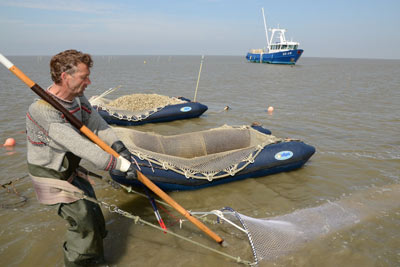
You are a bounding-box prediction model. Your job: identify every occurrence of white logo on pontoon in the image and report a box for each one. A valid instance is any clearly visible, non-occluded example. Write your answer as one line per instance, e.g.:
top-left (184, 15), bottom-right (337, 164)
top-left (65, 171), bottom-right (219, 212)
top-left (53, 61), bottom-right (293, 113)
top-left (274, 151), bottom-right (293, 160)
top-left (180, 106), bottom-right (192, 112)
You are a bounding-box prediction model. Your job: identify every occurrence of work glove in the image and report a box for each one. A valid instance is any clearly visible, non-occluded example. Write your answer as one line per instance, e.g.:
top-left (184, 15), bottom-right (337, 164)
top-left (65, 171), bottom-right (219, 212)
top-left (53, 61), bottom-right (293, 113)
top-left (111, 140), bottom-right (132, 161)
top-left (110, 163), bottom-right (137, 180)
top-left (111, 141), bottom-right (137, 180)
top-left (125, 163), bottom-right (137, 180)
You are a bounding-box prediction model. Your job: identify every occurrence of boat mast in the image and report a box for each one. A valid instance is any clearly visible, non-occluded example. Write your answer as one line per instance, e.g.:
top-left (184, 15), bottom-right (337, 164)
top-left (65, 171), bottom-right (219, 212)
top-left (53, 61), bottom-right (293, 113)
top-left (261, 7), bottom-right (270, 50)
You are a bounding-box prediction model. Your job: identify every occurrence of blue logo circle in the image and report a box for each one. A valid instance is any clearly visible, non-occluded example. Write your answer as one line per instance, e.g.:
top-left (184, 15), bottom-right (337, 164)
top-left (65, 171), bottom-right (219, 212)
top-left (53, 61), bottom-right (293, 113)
top-left (274, 151), bottom-right (293, 160)
top-left (180, 106), bottom-right (192, 112)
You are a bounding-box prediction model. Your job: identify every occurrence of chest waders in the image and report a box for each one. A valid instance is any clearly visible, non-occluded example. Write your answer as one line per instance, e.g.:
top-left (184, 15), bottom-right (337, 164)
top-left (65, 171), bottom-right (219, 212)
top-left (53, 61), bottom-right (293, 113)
top-left (29, 152), bottom-right (107, 266)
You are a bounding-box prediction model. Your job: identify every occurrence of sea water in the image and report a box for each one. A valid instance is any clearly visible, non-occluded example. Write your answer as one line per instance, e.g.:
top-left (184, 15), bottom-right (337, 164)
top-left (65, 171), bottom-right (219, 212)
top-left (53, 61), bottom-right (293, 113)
top-left (0, 56), bottom-right (399, 266)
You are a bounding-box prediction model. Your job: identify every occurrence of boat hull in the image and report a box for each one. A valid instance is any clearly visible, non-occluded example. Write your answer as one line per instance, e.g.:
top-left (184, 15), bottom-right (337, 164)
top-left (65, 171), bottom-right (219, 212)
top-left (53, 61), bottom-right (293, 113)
top-left (110, 140), bottom-right (315, 191)
top-left (246, 49), bottom-right (303, 65)
top-left (95, 101), bottom-right (208, 126)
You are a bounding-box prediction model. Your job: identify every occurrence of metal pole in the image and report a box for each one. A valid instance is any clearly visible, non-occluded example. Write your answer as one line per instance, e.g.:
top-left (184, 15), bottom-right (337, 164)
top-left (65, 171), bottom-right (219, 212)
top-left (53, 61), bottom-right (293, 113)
top-left (262, 8), bottom-right (269, 50)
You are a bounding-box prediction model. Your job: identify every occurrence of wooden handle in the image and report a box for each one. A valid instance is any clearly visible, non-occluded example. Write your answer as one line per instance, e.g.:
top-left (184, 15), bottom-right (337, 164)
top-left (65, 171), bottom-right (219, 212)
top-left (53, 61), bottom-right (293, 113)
top-left (137, 172), bottom-right (223, 244)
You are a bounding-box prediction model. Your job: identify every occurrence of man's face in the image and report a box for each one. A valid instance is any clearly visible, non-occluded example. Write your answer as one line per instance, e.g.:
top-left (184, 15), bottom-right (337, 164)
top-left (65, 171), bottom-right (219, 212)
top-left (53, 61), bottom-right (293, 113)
top-left (64, 63), bottom-right (91, 97)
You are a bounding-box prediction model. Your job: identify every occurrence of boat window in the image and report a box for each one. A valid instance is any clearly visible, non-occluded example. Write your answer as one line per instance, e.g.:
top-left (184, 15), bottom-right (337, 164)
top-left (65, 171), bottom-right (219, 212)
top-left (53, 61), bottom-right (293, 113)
top-left (294, 45), bottom-right (298, 49)
top-left (281, 45), bottom-right (287, 49)
top-left (288, 45), bottom-right (293, 49)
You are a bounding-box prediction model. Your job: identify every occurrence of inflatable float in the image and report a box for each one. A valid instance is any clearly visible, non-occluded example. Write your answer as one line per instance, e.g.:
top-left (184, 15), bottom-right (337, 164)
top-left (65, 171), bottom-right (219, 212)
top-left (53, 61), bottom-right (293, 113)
top-left (110, 125), bottom-right (315, 191)
top-left (89, 94), bottom-right (208, 126)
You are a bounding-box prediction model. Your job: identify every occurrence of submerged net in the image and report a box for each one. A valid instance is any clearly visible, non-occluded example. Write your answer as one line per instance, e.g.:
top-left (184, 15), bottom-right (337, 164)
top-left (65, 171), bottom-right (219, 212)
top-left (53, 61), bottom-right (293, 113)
top-left (217, 183), bottom-right (400, 265)
top-left (113, 125), bottom-right (283, 180)
top-left (89, 94), bottom-right (186, 121)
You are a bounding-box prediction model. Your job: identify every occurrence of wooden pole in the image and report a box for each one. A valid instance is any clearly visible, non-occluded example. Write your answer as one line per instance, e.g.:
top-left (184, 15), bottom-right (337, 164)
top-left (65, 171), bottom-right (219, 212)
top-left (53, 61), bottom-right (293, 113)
top-left (137, 172), bottom-right (223, 243)
top-left (193, 55), bottom-right (204, 102)
top-left (0, 53), bottom-right (223, 245)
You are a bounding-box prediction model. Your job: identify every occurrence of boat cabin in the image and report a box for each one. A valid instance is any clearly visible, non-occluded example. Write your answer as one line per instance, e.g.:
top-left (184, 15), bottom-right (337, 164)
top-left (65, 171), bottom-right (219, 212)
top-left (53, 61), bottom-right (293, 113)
top-left (266, 28), bottom-right (299, 52)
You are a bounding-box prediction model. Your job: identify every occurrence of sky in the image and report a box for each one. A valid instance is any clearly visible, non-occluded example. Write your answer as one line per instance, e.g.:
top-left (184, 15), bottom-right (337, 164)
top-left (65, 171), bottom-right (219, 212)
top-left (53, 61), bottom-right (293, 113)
top-left (0, 0), bottom-right (399, 59)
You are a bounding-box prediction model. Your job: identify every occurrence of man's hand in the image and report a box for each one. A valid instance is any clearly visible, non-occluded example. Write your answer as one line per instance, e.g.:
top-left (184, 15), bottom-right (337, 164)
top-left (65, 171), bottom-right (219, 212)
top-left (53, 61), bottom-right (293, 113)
top-left (111, 141), bottom-right (137, 180)
top-left (126, 164), bottom-right (137, 180)
top-left (111, 162), bottom-right (137, 180)
top-left (111, 140), bottom-right (132, 160)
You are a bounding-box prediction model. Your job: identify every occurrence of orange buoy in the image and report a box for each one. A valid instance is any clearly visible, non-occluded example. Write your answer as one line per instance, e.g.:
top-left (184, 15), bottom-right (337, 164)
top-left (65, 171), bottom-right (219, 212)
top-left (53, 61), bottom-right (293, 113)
top-left (3, 138), bottom-right (16, 147)
top-left (267, 106), bottom-right (274, 113)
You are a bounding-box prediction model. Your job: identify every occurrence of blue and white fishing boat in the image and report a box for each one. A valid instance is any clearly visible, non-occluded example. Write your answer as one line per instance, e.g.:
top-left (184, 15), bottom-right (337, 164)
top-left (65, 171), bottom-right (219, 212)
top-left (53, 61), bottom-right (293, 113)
top-left (246, 8), bottom-right (303, 65)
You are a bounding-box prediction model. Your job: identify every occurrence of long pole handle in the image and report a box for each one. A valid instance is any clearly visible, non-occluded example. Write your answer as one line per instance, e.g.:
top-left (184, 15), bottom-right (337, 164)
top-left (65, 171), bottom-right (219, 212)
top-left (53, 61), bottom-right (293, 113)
top-left (0, 53), bottom-right (223, 244)
top-left (138, 172), bottom-right (223, 243)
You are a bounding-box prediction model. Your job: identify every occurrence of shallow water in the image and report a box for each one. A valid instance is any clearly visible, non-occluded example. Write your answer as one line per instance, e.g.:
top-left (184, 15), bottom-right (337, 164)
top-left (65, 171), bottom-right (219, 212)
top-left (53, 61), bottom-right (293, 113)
top-left (0, 56), bottom-right (399, 266)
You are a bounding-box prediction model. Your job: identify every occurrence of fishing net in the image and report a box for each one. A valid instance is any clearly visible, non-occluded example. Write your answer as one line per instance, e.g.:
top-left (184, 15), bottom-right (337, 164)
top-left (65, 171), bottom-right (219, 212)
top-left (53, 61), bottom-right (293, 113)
top-left (209, 183), bottom-right (400, 265)
top-left (89, 94), bottom-right (186, 122)
top-left (113, 125), bottom-right (283, 180)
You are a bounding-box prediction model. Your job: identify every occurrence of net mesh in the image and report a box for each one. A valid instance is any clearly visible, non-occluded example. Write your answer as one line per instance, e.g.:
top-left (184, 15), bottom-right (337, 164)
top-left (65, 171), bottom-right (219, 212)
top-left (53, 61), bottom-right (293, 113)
top-left (113, 125), bottom-right (283, 180)
top-left (89, 94), bottom-right (186, 121)
top-left (220, 184), bottom-right (400, 265)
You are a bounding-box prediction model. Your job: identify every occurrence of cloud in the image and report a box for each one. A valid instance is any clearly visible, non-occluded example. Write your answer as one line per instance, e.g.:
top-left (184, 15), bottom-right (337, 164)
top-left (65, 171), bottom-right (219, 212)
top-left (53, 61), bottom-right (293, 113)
top-left (0, 0), bottom-right (121, 14)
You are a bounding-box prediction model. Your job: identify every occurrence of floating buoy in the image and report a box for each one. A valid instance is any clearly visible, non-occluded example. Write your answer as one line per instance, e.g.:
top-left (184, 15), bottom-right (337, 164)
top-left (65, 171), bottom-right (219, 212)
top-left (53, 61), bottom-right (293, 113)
top-left (267, 106), bottom-right (274, 113)
top-left (3, 138), bottom-right (16, 147)
top-left (144, 60), bottom-right (147, 64)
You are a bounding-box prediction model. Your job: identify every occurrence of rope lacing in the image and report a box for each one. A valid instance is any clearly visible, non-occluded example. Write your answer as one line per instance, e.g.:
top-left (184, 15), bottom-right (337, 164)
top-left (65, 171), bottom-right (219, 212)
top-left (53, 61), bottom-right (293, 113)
top-left (205, 173), bottom-right (213, 181)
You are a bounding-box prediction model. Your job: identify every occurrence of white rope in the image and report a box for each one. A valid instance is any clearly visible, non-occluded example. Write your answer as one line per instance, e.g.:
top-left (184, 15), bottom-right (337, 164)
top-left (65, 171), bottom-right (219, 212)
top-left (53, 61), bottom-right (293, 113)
top-left (191, 210), bottom-right (248, 234)
top-left (91, 85), bottom-right (122, 102)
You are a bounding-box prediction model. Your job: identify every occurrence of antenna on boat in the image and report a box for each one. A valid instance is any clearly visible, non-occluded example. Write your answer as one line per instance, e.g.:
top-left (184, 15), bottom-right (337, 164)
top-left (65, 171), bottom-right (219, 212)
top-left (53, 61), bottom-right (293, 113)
top-left (261, 7), bottom-right (270, 50)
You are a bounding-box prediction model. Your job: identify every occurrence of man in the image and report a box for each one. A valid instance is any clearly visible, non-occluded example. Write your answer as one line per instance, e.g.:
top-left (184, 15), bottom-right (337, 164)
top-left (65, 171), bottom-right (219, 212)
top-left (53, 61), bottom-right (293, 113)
top-left (26, 49), bottom-right (135, 266)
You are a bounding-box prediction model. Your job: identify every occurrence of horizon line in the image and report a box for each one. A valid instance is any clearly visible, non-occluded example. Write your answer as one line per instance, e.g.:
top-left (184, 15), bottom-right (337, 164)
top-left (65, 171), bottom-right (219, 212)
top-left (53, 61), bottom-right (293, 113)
top-left (2, 55), bottom-right (399, 61)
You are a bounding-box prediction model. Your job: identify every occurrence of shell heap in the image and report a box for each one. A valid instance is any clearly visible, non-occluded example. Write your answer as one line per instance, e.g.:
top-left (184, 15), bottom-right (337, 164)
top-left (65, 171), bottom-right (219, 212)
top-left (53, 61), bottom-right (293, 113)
top-left (108, 94), bottom-right (185, 111)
